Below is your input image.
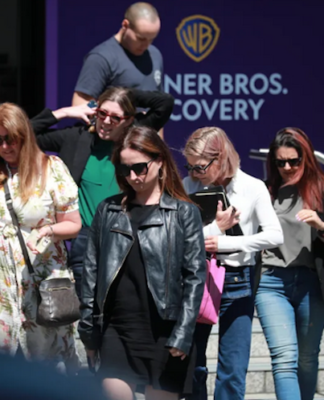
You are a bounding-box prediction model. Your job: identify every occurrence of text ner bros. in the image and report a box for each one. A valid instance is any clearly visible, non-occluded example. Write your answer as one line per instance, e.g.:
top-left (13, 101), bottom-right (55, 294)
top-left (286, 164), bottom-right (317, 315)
top-left (164, 73), bottom-right (288, 121)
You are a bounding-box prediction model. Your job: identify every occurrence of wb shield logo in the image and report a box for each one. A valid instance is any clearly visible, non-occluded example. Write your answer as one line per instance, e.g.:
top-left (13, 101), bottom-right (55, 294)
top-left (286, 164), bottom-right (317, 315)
top-left (176, 15), bottom-right (220, 62)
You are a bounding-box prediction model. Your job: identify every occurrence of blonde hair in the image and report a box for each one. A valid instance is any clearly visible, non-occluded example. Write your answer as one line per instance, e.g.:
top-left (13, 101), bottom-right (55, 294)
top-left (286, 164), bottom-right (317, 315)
top-left (184, 127), bottom-right (240, 179)
top-left (0, 103), bottom-right (48, 203)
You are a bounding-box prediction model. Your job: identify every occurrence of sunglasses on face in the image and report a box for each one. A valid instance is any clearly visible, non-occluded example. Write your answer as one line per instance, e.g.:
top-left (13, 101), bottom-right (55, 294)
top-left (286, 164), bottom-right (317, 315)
top-left (96, 108), bottom-right (130, 125)
top-left (115, 159), bottom-right (155, 178)
top-left (0, 135), bottom-right (17, 146)
top-left (275, 158), bottom-right (301, 168)
top-left (184, 158), bottom-right (217, 174)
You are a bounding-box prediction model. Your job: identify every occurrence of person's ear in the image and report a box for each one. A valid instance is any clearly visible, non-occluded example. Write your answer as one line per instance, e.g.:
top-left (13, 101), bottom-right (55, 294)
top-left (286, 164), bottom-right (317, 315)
top-left (121, 19), bottom-right (129, 31)
top-left (158, 160), bottom-right (163, 171)
top-left (125, 116), bottom-right (134, 127)
top-left (156, 156), bottom-right (163, 170)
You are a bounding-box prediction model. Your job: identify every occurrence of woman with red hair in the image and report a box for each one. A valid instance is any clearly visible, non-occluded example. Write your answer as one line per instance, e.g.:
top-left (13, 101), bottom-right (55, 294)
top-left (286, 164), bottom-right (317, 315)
top-left (256, 127), bottom-right (324, 400)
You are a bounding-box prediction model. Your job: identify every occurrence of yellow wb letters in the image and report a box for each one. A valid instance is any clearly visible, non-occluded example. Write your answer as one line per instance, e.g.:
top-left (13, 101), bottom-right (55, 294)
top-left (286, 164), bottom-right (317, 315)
top-left (176, 15), bottom-right (220, 62)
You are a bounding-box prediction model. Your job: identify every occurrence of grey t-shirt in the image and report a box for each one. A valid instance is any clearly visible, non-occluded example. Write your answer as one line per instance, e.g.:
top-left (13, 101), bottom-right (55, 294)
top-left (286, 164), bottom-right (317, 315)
top-left (74, 37), bottom-right (164, 99)
top-left (262, 185), bottom-right (314, 268)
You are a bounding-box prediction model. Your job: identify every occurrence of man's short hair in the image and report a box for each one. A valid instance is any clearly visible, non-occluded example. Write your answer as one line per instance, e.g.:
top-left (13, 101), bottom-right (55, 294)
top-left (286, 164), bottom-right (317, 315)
top-left (125, 2), bottom-right (159, 26)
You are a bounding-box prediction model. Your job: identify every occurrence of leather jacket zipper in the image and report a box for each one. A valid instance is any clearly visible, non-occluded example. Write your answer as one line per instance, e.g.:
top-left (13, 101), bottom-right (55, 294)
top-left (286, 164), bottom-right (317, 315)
top-left (101, 231), bottom-right (134, 320)
top-left (164, 211), bottom-right (171, 318)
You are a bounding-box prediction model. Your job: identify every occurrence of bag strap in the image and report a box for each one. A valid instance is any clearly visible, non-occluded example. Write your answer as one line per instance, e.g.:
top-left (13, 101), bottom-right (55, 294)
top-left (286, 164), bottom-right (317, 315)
top-left (4, 181), bottom-right (35, 276)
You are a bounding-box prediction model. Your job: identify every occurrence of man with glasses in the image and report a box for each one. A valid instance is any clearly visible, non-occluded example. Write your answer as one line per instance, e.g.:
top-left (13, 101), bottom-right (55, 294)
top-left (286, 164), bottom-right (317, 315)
top-left (72, 2), bottom-right (163, 107)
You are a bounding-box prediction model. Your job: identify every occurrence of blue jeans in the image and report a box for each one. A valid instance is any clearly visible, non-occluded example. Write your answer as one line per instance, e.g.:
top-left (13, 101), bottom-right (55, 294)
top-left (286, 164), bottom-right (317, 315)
top-left (187, 323), bottom-right (212, 400)
top-left (255, 266), bottom-right (324, 400)
top-left (188, 266), bottom-right (254, 400)
top-left (69, 226), bottom-right (89, 300)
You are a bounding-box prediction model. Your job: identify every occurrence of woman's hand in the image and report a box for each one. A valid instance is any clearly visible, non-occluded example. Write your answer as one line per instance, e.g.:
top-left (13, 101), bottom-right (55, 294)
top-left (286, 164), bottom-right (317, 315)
top-left (215, 201), bottom-right (241, 233)
top-left (296, 209), bottom-right (324, 230)
top-left (52, 104), bottom-right (96, 124)
top-left (205, 236), bottom-right (219, 253)
top-left (26, 226), bottom-right (53, 254)
top-left (169, 347), bottom-right (187, 360)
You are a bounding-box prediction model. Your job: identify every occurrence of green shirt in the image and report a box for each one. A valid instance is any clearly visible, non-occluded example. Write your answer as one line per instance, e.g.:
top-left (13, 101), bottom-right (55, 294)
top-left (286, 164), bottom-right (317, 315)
top-left (79, 139), bottom-right (120, 227)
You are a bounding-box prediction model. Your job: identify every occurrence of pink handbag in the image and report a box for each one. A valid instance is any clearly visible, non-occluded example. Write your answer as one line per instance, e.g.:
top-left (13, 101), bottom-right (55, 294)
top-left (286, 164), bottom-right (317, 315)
top-left (197, 255), bottom-right (225, 325)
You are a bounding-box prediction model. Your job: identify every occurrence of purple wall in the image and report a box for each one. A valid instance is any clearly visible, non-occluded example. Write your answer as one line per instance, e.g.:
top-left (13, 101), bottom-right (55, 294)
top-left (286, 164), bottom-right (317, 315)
top-left (46, 0), bottom-right (324, 177)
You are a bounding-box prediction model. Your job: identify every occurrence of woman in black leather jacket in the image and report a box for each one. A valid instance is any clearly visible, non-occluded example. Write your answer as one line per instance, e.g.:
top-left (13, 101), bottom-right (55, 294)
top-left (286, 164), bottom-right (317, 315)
top-left (78, 126), bottom-right (206, 400)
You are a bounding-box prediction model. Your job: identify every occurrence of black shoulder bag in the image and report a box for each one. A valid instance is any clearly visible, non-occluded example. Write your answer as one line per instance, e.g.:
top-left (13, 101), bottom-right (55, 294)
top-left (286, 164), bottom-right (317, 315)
top-left (4, 181), bottom-right (80, 328)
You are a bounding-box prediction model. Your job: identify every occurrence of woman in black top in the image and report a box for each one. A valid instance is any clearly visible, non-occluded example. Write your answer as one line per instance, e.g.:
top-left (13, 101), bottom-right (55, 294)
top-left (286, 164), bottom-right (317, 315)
top-left (30, 88), bottom-right (174, 297)
top-left (79, 125), bottom-right (206, 400)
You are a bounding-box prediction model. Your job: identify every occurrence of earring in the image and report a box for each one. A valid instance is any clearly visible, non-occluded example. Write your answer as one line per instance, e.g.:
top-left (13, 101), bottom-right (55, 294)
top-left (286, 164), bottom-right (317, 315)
top-left (91, 115), bottom-right (97, 126)
top-left (158, 168), bottom-right (163, 180)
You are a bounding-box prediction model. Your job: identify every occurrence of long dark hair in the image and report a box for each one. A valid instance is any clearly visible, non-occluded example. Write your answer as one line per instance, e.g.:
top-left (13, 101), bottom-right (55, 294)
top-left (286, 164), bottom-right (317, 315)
top-left (267, 127), bottom-right (324, 211)
top-left (112, 125), bottom-right (192, 204)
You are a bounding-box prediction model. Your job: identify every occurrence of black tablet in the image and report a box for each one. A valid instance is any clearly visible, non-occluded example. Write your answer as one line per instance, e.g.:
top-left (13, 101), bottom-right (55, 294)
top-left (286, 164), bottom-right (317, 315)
top-left (189, 185), bottom-right (243, 236)
top-left (189, 186), bottom-right (229, 225)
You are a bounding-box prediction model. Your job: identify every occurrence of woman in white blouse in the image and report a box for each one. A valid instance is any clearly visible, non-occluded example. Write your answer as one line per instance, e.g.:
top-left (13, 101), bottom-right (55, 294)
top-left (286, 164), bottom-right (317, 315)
top-left (183, 126), bottom-right (283, 400)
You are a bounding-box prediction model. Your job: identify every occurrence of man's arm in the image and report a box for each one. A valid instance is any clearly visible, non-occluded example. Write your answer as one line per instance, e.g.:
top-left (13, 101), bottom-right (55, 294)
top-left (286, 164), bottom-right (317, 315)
top-left (133, 90), bottom-right (174, 132)
top-left (72, 92), bottom-right (95, 106)
top-left (72, 53), bottom-right (111, 106)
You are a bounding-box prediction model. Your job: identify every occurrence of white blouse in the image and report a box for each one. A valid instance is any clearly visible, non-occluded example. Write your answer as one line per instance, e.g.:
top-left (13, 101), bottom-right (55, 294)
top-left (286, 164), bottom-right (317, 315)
top-left (183, 169), bottom-right (283, 267)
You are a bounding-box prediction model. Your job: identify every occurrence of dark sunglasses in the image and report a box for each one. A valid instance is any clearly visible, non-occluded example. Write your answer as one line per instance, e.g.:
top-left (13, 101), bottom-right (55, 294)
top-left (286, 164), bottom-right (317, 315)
top-left (275, 158), bottom-right (301, 168)
top-left (184, 158), bottom-right (216, 174)
top-left (0, 135), bottom-right (17, 146)
top-left (115, 159), bottom-right (155, 177)
top-left (96, 108), bottom-right (130, 125)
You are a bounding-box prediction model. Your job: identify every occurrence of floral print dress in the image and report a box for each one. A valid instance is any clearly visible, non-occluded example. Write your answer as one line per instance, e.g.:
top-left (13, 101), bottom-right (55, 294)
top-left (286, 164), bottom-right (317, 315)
top-left (0, 156), bottom-right (80, 371)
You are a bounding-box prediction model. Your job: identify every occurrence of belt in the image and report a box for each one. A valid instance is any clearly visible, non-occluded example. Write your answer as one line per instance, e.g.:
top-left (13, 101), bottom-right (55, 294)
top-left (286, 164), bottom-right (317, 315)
top-left (216, 260), bottom-right (252, 270)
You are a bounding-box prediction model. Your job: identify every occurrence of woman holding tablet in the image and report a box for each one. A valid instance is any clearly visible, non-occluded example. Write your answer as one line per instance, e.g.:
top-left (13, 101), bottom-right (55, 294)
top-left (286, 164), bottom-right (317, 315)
top-left (183, 126), bottom-right (283, 400)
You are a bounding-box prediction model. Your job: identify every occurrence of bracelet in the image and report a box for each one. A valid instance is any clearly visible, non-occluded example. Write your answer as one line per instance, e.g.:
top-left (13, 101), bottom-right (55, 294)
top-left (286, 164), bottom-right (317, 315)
top-left (48, 225), bottom-right (55, 237)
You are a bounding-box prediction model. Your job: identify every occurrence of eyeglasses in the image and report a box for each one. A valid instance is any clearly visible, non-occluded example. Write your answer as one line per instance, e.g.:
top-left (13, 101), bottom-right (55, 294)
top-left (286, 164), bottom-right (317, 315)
top-left (275, 158), bottom-right (301, 168)
top-left (0, 135), bottom-right (17, 146)
top-left (184, 158), bottom-right (217, 174)
top-left (96, 108), bottom-right (130, 125)
top-left (115, 159), bottom-right (155, 177)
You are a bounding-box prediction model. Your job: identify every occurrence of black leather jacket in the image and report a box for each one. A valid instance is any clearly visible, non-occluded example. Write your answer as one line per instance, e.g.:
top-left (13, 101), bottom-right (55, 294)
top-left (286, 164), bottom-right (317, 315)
top-left (78, 193), bottom-right (206, 355)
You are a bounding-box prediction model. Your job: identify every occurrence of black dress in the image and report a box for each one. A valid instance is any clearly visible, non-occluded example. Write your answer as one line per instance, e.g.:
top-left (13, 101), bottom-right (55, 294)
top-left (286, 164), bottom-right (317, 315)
top-left (98, 204), bottom-right (196, 395)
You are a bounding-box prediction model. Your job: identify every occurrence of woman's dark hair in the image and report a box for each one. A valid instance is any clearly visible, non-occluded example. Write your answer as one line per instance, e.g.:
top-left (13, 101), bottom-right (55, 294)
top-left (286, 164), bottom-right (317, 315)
top-left (97, 86), bottom-right (136, 116)
top-left (267, 127), bottom-right (324, 211)
top-left (112, 125), bottom-right (192, 204)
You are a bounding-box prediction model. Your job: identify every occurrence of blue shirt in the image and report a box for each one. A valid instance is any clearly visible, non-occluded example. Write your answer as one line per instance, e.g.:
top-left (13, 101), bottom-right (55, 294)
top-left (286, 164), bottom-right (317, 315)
top-left (75, 37), bottom-right (164, 99)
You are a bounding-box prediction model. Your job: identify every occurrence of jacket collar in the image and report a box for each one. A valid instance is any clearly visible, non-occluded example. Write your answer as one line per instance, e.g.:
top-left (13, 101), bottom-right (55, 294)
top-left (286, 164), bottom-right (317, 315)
top-left (107, 192), bottom-right (178, 211)
top-left (225, 169), bottom-right (243, 195)
top-left (108, 192), bottom-right (178, 231)
top-left (159, 192), bottom-right (178, 210)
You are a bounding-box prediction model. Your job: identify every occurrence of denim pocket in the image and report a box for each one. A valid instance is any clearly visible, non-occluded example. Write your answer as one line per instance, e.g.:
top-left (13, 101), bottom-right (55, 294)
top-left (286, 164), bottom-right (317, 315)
top-left (223, 267), bottom-right (252, 300)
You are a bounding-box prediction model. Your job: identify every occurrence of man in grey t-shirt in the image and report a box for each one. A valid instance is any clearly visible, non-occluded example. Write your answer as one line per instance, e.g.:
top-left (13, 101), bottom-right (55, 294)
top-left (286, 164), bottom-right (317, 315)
top-left (72, 2), bottom-right (163, 106)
